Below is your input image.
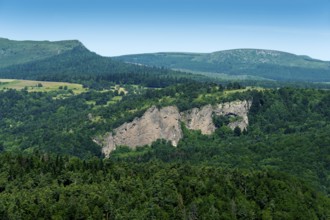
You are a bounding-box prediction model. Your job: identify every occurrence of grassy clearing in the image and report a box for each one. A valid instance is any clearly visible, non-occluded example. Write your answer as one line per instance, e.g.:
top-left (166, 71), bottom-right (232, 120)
top-left (223, 86), bottom-right (264, 96)
top-left (98, 85), bottom-right (127, 94)
top-left (195, 86), bottom-right (265, 102)
top-left (86, 95), bottom-right (124, 110)
top-left (0, 79), bottom-right (87, 94)
top-left (105, 96), bottom-right (123, 106)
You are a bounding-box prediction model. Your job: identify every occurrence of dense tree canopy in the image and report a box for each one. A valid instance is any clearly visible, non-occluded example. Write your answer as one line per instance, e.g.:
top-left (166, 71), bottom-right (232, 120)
top-left (1, 82), bottom-right (330, 218)
top-left (1, 39), bottom-right (330, 219)
top-left (0, 152), bottom-right (329, 219)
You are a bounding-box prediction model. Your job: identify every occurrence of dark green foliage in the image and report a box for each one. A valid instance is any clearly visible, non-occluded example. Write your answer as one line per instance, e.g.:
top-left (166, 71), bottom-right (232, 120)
top-left (227, 82), bottom-right (244, 90)
top-left (0, 82), bottom-right (225, 158)
top-left (212, 115), bottom-right (230, 128)
top-left (0, 152), bottom-right (329, 219)
top-left (1, 81), bottom-right (330, 218)
top-left (110, 87), bottom-right (330, 195)
top-left (0, 89), bottom-right (101, 158)
top-left (1, 38), bottom-right (330, 218)
top-left (234, 126), bottom-right (241, 136)
top-left (1, 84), bottom-right (330, 195)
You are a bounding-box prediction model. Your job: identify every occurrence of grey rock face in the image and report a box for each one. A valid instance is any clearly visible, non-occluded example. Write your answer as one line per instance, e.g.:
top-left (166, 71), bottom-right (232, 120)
top-left (181, 105), bottom-right (216, 135)
top-left (101, 106), bottom-right (182, 156)
top-left (100, 100), bottom-right (251, 157)
top-left (213, 100), bottom-right (251, 131)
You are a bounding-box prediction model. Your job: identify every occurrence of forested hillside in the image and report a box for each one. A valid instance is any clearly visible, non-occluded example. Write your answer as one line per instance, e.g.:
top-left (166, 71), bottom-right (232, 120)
top-left (0, 153), bottom-right (329, 219)
top-left (115, 49), bottom-right (330, 82)
top-left (0, 83), bottom-right (330, 197)
top-left (0, 39), bottom-right (207, 89)
top-left (2, 38), bottom-right (330, 90)
top-left (0, 38), bottom-right (82, 68)
top-left (1, 38), bottom-right (330, 219)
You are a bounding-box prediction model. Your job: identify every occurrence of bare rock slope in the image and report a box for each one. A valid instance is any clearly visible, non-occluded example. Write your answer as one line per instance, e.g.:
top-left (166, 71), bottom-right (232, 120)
top-left (100, 100), bottom-right (251, 157)
top-left (181, 100), bottom-right (251, 134)
top-left (100, 106), bottom-right (182, 157)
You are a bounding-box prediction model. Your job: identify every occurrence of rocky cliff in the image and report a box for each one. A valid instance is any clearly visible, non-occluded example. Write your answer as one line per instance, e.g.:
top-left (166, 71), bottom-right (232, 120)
top-left (100, 106), bottom-right (182, 156)
top-left (181, 100), bottom-right (251, 134)
top-left (100, 100), bottom-right (251, 157)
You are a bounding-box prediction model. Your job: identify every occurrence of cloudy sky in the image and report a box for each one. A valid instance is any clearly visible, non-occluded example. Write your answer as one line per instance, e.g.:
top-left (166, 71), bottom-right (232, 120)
top-left (0, 0), bottom-right (329, 60)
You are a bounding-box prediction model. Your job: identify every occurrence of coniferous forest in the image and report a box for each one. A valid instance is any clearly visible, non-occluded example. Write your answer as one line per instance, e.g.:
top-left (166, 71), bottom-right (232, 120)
top-left (0, 38), bottom-right (330, 219)
top-left (0, 81), bottom-right (330, 219)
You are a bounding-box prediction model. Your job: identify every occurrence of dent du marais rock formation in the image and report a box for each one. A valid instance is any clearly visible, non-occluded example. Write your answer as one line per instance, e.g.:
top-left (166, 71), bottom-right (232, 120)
top-left (98, 100), bottom-right (251, 157)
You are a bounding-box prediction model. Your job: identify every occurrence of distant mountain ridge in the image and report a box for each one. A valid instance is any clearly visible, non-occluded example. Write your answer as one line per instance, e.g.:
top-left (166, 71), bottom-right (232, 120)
top-left (114, 49), bottom-right (330, 82)
top-left (0, 37), bottom-right (83, 68)
top-left (0, 38), bottom-right (205, 88)
top-left (1, 37), bottom-right (330, 83)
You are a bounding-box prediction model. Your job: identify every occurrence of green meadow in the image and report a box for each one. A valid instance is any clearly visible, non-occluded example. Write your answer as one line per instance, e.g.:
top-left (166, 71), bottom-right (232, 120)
top-left (0, 79), bottom-right (86, 94)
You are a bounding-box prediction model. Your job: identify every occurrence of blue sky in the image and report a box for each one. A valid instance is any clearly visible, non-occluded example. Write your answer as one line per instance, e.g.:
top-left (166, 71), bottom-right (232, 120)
top-left (0, 0), bottom-right (329, 60)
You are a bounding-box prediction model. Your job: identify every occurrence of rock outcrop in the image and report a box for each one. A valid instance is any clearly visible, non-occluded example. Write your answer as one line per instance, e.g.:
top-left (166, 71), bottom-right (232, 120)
top-left (181, 105), bottom-right (216, 135)
top-left (181, 100), bottom-right (251, 134)
top-left (99, 100), bottom-right (251, 157)
top-left (100, 106), bottom-right (182, 156)
top-left (213, 100), bottom-right (251, 131)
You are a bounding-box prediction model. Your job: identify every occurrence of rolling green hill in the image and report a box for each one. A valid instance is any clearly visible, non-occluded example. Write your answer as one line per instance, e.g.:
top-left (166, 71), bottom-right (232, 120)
top-left (2, 38), bottom-right (330, 85)
top-left (114, 49), bottom-right (330, 82)
top-left (0, 37), bottom-right (82, 68)
top-left (0, 38), bottom-right (207, 88)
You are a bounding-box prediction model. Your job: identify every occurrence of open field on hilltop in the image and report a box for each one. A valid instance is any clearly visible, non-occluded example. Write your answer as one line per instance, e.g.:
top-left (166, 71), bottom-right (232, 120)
top-left (0, 79), bottom-right (87, 94)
